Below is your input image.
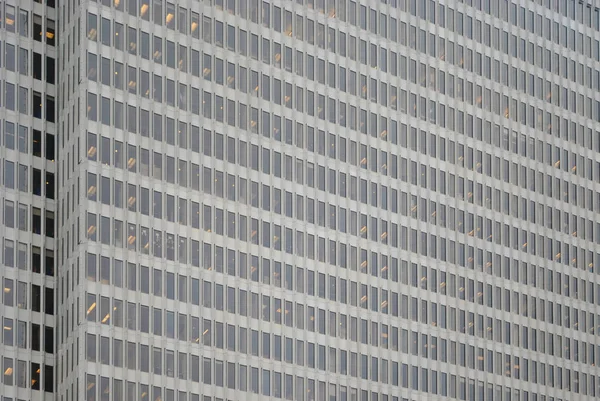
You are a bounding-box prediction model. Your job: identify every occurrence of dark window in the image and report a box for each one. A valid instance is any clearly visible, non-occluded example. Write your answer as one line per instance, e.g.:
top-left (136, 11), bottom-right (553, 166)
top-left (34, 17), bottom-right (42, 42)
top-left (45, 172), bottom-right (54, 199)
top-left (46, 56), bottom-right (55, 84)
top-left (32, 285), bottom-right (41, 312)
top-left (32, 168), bottom-right (42, 195)
top-left (44, 288), bottom-right (54, 315)
top-left (32, 247), bottom-right (41, 273)
top-left (33, 92), bottom-right (42, 118)
top-left (31, 362), bottom-right (41, 390)
top-left (32, 208), bottom-right (42, 234)
top-left (44, 327), bottom-right (54, 353)
top-left (45, 133), bottom-right (55, 160)
top-left (44, 365), bottom-right (53, 392)
top-left (31, 324), bottom-right (41, 351)
top-left (45, 211), bottom-right (54, 238)
top-left (32, 129), bottom-right (42, 157)
top-left (33, 53), bottom-right (42, 80)
top-left (46, 21), bottom-right (56, 46)
top-left (45, 250), bottom-right (54, 276)
top-left (45, 96), bottom-right (55, 122)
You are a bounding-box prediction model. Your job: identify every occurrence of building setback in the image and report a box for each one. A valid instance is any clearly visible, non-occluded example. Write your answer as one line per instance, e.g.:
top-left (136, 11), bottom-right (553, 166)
top-left (2, 0), bottom-right (600, 401)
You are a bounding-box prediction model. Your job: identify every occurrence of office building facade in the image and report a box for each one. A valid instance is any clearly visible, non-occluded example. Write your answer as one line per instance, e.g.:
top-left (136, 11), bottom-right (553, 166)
top-left (0, 0), bottom-right (58, 400)
top-left (3, 0), bottom-right (600, 400)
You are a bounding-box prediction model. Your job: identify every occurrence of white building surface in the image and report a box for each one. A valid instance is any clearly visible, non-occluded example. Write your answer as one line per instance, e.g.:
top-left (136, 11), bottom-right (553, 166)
top-left (2, 1), bottom-right (600, 401)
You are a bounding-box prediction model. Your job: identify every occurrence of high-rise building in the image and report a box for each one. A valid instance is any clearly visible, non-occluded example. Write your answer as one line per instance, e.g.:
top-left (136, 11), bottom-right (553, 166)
top-left (0, 0), bottom-right (58, 399)
top-left (2, 0), bottom-right (600, 400)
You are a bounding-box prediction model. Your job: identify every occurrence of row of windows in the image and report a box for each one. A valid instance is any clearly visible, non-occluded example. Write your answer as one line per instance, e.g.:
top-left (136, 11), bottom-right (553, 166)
top-left (84, 251), bottom-right (600, 329)
top-left (539, 0), bottom-right (600, 27)
top-left (71, 198), bottom-right (600, 376)
top-left (84, 164), bottom-right (600, 277)
top-left (85, 3), bottom-right (600, 197)
top-left (0, 234), bottom-right (54, 276)
top-left (2, 161), bottom-right (55, 199)
top-left (87, 19), bottom-right (600, 155)
top-left (82, 88), bottom-right (600, 304)
top-left (190, 7), bottom-right (600, 126)
top-left (90, 38), bottom-right (600, 152)
top-left (192, 39), bottom-right (600, 118)
top-left (2, 279), bottom-right (54, 315)
top-left (0, 6), bottom-right (55, 42)
top-left (85, 245), bottom-right (600, 311)
top-left (82, 111), bottom-right (591, 278)
top-left (80, 215), bottom-right (600, 346)
top-left (189, 7), bottom-right (600, 147)
top-left (82, 366), bottom-right (589, 401)
top-left (86, 13), bottom-right (600, 178)
top-left (1, 4), bottom-right (30, 37)
top-left (2, 121), bottom-right (56, 159)
top-left (1, 42), bottom-right (57, 84)
top-left (92, 0), bottom-right (600, 66)
top-left (82, 292), bottom-right (600, 396)
top-left (1, 358), bottom-right (53, 392)
top-left (83, 200), bottom-right (600, 292)
top-left (82, 372), bottom-right (410, 401)
top-left (95, 0), bottom-right (600, 36)
top-left (397, 0), bottom-right (600, 63)
top-left (1, 318), bottom-right (54, 353)
top-left (87, 9), bottom-right (600, 158)
top-left (2, 81), bottom-right (56, 122)
top-left (84, 137), bottom-right (600, 274)
top-left (82, 235), bottom-right (600, 355)
top-left (87, 70), bottom-right (600, 196)
top-left (86, 96), bottom-right (600, 237)
top-left (84, 69), bottom-right (591, 250)
top-left (64, 195), bottom-right (600, 386)
top-left (86, 125), bottom-right (600, 218)
top-left (2, 204), bottom-right (54, 241)
top-left (195, 7), bottom-right (600, 95)
top-left (84, 273), bottom-right (600, 355)
top-left (83, 321), bottom-right (600, 391)
top-left (83, 235), bottom-right (600, 336)
top-left (466, 0), bottom-right (600, 32)
top-left (92, 0), bottom-right (191, 34)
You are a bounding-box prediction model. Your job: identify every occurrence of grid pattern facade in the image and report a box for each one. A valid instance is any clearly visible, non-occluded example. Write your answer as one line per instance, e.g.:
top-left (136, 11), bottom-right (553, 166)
top-left (0, 0), bottom-right (58, 400)
top-left (3, 0), bottom-right (600, 401)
